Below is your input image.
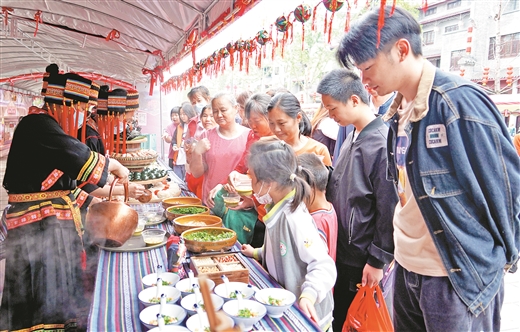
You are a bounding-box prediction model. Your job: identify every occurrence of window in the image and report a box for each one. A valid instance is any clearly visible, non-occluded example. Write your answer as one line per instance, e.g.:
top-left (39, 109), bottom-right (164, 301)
top-left (447, 0), bottom-right (461, 9)
top-left (428, 57), bottom-right (441, 68)
top-left (488, 33), bottom-right (520, 59)
top-left (425, 7), bottom-right (437, 16)
top-left (445, 24), bottom-right (459, 33)
top-left (505, 0), bottom-right (519, 12)
top-left (423, 30), bottom-right (435, 45)
top-left (450, 49), bottom-right (465, 71)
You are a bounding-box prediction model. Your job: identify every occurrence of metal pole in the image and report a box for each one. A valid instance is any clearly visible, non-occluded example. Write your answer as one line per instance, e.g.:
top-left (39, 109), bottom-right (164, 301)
top-left (494, 1), bottom-right (502, 94)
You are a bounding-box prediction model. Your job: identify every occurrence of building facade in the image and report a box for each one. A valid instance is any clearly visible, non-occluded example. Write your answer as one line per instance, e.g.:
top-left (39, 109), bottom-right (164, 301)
top-left (419, 0), bottom-right (519, 95)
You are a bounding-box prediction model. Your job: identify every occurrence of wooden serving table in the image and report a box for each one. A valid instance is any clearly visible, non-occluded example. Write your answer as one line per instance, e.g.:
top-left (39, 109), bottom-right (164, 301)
top-left (87, 174), bottom-right (321, 331)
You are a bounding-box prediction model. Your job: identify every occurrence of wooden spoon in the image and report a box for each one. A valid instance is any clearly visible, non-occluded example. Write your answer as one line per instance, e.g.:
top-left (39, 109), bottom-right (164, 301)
top-left (198, 275), bottom-right (240, 332)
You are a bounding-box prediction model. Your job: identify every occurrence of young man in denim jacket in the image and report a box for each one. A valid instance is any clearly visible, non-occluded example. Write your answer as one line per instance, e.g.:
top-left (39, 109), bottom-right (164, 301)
top-left (337, 6), bottom-right (520, 331)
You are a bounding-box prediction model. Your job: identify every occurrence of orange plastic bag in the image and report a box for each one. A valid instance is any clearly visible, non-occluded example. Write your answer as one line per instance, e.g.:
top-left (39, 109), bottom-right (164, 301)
top-left (342, 285), bottom-right (394, 332)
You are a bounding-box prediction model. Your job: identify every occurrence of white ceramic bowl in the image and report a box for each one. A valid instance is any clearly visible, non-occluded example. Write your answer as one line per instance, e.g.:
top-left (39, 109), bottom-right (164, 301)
top-left (142, 272), bottom-right (181, 288)
top-left (214, 282), bottom-right (256, 302)
top-left (175, 277), bottom-right (215, 298)
top-left (139, 304), bottom-right (187, 330)
top-left (254, 288), bottom-right (296, 318)
top-left (138, 286), bottom-right (182, 307)
top-left (186, 312), bottom-right (234, 332)
top-left (222, 299), bottom-right (266, 331)
top-left (180, 293), bottom-right (224, 316)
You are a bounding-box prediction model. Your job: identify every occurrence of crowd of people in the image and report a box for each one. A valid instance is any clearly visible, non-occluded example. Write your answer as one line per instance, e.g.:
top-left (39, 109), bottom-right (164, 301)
top-left (0, 5), bottom-right (519, 332)
top-left (162, 5), bottom-right (520, 332)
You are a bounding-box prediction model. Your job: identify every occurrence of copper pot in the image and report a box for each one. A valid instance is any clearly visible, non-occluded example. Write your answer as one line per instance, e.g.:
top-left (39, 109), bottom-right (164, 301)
top-left (85, 178), bottom-right (138, 247)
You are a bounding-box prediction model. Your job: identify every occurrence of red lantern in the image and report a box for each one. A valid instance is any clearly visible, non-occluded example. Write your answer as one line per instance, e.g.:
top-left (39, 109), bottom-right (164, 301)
top-left (294, 4), bottom-right (312, 22)
top-left (256, 29), bottom-right (270, 46)
top-left (275, 16), bottom-right (292, 58)
top-left (294, 4), bottom-right (312, 50)
top-left (322, 0), bottom-right (345, 43)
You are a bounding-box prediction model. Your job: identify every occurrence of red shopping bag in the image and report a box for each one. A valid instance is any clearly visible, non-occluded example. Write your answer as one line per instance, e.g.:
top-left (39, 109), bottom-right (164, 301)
top-left (342, 285), bottom-right (394, 332)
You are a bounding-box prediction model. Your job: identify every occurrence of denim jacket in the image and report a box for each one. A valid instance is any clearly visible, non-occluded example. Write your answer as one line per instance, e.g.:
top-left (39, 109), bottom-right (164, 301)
top-left (383, 60), bottom-right (520, 316)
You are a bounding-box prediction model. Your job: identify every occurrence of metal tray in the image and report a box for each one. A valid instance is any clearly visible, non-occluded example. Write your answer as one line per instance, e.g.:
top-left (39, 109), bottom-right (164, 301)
top-left (99, 232), bottom-right (170, 252)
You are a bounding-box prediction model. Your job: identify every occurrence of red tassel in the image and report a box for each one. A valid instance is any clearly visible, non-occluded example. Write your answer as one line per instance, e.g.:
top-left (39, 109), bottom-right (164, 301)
top-left (191, 45), bottom-right (196, 66)
top-left (377, 0), bottom-right (387, 48)
top-left (122, 118), bottom-right (127, 154)
top-left (422, 0), bottom-right (428, 12)
top-left (81, 249), bottom-right (87, 271)
top-left (324, 10), bottom-right (328, 35)
top-left (328, 11), bottom-right (335, 44)
top-left (391, 0), bottom-right (396, 15)
top-left (311, 4), bottom-right (318, 31)
top-left (34, 10), bottom-right (43, 37)
top-left (302, 24), bottom-right (305, 50)
top-left (345, 4), bottom-right (351, 32)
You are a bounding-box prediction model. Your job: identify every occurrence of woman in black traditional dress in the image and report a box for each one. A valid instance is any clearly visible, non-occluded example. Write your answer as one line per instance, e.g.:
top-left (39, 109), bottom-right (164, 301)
top-left (0, 67), bottom-right (129, 331)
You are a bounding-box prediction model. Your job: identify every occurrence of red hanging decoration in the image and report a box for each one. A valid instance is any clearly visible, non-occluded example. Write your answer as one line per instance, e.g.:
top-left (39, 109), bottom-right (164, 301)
top-left (151, 50), bottom-right (166, 64)
top-left (2, 7), bottom-right (13, 26)
top-left (275, 15), bottom-right (291, 58)
top-left (185, 29), bottom-right (199, 66)
top-left (422, 0), bottom-right (428, 13)
top-left (377, 0), bottom-right (387, 48)
top-left (294, 4), bottom-right (311, 50)
top-left (142, 67), bottom-right (164, 96)
top-left (105, 29), bottom-right (120, 41)
top-left (255, 29), bottom-right (270, 46)
top-left (311, 3), bottom-right (320, 31)
top-left (226, 42), bottom-right (235, 70)
top-left (345, 2), bottom-right (351, 32)
top-left (323, 0), bottom-right (345, 44)
top-left (391, 0), bottom-right (397, 15)
top-left (34, 10), bottom-right (43, 37)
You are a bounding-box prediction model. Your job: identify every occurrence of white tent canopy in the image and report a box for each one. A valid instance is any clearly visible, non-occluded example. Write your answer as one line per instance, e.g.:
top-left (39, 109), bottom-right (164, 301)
top-left (0, 0), bottom-right (246, 93)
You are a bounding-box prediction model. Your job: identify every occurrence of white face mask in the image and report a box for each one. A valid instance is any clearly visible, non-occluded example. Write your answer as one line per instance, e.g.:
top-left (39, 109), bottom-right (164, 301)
top-left (73, 108), bottom-right (85, 129)
top-left (194, 102), bottom-right (205, 114)
top-left (253, 182), bottom-right (273, 205)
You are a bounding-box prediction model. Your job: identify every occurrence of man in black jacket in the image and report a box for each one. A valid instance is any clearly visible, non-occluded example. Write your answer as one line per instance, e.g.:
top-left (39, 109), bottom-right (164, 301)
top-left (318, 69), bottom-right (398, 331)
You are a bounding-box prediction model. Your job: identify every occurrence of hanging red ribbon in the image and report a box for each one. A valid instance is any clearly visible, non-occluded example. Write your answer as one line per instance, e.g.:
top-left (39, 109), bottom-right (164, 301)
top-left (2, 7), bottom-right (13, 26)
top-left (391, 0), bottom-right (397, 15)
top-left (142, 67), bottom-right (164, 96)
top-left (34, 10), bottom-right (43, 37)
top-left (151, 50), bottom-right (166, 64)
top-left (422, 0), bottom-right (428, 12)
top-left (345, 2), bottom-right (351, 32)
top-left (377, 0), bottom-right (387, 48)
top-left (185, 29), bottom-right (199, 66)
top-left (105, 29), bottom-right (120, 41)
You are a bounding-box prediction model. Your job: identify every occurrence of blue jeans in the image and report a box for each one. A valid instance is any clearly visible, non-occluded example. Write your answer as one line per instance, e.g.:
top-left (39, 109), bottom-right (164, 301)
top-left (393, 263), bottom-right (504, 332)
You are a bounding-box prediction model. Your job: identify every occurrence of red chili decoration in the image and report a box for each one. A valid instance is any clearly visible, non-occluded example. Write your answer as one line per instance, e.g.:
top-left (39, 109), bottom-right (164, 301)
top-left (34, 10), bottom-right (43, 37)
top-left (2, 7), bottom-right (13, 26)
top-left (105, 29), bottom-right (120, 41)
